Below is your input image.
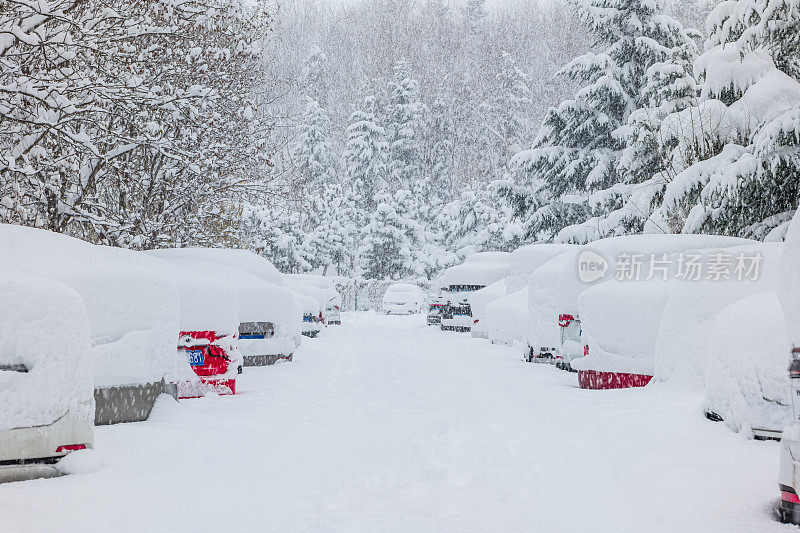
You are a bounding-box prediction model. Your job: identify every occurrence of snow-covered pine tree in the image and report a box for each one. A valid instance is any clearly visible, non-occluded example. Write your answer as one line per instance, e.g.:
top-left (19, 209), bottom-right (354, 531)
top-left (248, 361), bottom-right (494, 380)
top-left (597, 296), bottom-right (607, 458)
top-left (343, 96), bottom-right (388, 211)
top-left (385, 60), bottom-right (429, 190)
top-left (512, 0), bottom-right (702, 242)
top-left (427, 95), bottom-right (457, 198)
top-left (302, 46), bottom-right (330, 107)
top-left (488, 51), bottom-right (533, 164)
top-left (651, 0), bottom-right (800, 240)
top-left (295, 97), bottom-right (336, 188)
top-left (357, 195), bottom-right (411, 280)
top-left (241, 205), bottom-right (311, 273)
top-left (301, 183), bottom-right (350, 275)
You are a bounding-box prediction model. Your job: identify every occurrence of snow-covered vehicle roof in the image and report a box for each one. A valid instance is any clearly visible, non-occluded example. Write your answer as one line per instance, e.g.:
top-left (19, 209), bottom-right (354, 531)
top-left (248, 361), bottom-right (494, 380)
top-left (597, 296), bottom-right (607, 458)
top-left (0, 225), bottom-right (190, 388)
top-left (151, 247), bottom-right (285, 287)
top-left (507, 243), bottom-right (576, 293)
top-left (436, 251), bottom-right (512, 288)
top-left (284, 278), bottom-right (325, 314)
top-left (0, 266), bottom-right (94, 431)
top-left (285, 273), bottom-right (342, 307)
top-left (146, 252), bottom-right (301, 343)
top-left (384, 282), bottom-right (424, 294)
top-left (528, 234), bottom-right (755, 350)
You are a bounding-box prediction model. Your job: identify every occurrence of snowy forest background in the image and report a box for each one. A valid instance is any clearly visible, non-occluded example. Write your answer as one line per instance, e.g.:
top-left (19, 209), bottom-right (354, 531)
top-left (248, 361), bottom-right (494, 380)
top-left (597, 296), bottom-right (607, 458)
top-left (2, 0), bottom-right (798, 281)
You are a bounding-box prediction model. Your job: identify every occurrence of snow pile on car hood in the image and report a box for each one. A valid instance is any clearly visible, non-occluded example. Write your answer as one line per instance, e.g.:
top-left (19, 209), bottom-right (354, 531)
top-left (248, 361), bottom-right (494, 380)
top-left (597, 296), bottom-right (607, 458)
top-left (435, 251), bottom-right (512, 288)
top-left (0, 225), bottom-right (188, 388)
top-left (0, 267), bottom-right (94, 431)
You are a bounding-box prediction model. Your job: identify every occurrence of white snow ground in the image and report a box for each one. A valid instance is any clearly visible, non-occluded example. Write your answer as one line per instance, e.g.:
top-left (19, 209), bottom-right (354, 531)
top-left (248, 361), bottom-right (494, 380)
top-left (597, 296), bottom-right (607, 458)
top-left (1, 312), bottom-right (789, 532)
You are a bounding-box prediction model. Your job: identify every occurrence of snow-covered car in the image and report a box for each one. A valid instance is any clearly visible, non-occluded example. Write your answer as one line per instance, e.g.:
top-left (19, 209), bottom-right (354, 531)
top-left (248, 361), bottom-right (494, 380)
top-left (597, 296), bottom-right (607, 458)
top-left (148, 250), bottom-right (301, 367)
top-left (284, 278), bottom-right (325, 337)
top-left (114, 249), bottom-right (241, 398)
top-left (435, 252), bottom-right (512, 332)
top-left (527, 234), bottom-right (753, 375)
top-left (427, 296), bottom-right (445, 326)
top-left (382, 283), bottom-right (426, 314)
top-left (0, 267), bottom-right (94, 483)
top-left (573, 241), bottom-right (779, 391)
top-left (285, 274), bottom-right (342, 325)
top-left (484, 287), bottom-right (529, 347)
top-left (0, 225), bottom-right (188, 425)
top-left (466, 280), bottom-right (507, 338)
top-left (778, 212), bottom-right (800, 524)
top-left (440, 298), bottom-right (472, 332)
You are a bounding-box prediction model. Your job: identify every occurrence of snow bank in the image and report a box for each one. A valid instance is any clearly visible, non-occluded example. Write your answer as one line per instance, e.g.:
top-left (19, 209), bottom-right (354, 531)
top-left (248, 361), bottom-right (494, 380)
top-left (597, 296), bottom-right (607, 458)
top-left (0, 225), bottom-right (185, 388)
top-left (0, 266), bottom-right (93, 431)
top-left (703, 290), bottom-right (790, 433)
top-left (528, 234), bottom-right (754, 357)
top-left (146, 253), bottom-right (300, 357)
top-left (484, 287), bottom-right (529, 347)
top-left (654, 242), bottom-right (783, 384)
top-left (435, 251), bottom-right (512, 288)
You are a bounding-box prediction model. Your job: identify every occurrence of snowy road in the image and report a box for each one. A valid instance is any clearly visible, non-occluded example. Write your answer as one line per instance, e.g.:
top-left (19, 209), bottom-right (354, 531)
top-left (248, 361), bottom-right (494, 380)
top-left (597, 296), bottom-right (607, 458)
top-left (2, 312), bottom-right (790, 532)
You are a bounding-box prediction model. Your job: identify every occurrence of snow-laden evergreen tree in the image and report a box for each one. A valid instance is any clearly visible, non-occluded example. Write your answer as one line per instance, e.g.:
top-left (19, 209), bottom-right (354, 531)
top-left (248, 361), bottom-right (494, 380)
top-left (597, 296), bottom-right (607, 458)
top-left (438, 187), bottom-right (509, 258)
top-left (488, 51), bottom-right (533, 162)
top-left (357, 195), bottom-right (411, 280)
top-left (302, 46), bottom-right (330, 106)
top-left (385, 60), bottom-right (430, 190)
top-left (649, 0), bottom-right (800, 240)
top-left (343, 96), bottom-right (387, 211)
top-left (301, 182), bottom-right (350, 275)
top-left (295, 97), bottom-right (336, 187)
top-left (512, 0), bottom-right (702, 242)
top-left (241, 205), bottom-right (311, 273)
top-left (427, 95), bottom-right (457, 197)
top-left (557, 22), bottom-right (701, 242)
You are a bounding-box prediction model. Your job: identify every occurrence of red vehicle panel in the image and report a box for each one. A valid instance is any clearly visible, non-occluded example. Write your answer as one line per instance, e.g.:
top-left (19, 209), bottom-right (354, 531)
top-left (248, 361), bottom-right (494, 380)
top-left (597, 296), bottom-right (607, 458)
top-left (177, 330), bottom-right (236, 398)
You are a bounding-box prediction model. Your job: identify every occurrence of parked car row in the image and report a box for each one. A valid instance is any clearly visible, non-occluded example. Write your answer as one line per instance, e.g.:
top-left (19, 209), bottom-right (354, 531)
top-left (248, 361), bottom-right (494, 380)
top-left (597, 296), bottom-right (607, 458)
top-left (0, 224), bottom-right (342, 483)
top-left (433, 220), bottom-right (800, 525)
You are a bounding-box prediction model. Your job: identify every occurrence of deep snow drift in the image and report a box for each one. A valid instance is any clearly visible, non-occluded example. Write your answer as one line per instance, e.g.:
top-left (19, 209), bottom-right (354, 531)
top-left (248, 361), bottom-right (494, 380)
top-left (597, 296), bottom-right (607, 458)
top-left (0, 312), bottom-right (785, 532)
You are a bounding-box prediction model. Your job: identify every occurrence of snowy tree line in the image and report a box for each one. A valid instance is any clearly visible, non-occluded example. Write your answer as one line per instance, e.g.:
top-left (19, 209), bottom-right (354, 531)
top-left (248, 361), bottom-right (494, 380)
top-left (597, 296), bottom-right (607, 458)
top-left (3, 0), bottom-right (796, 281)
top-left (241, 0), bottom-right (799, 280)
top-left (0, 0), bottom-right (283, 248)
top-left (239, 0), bottom-right (593, 278)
